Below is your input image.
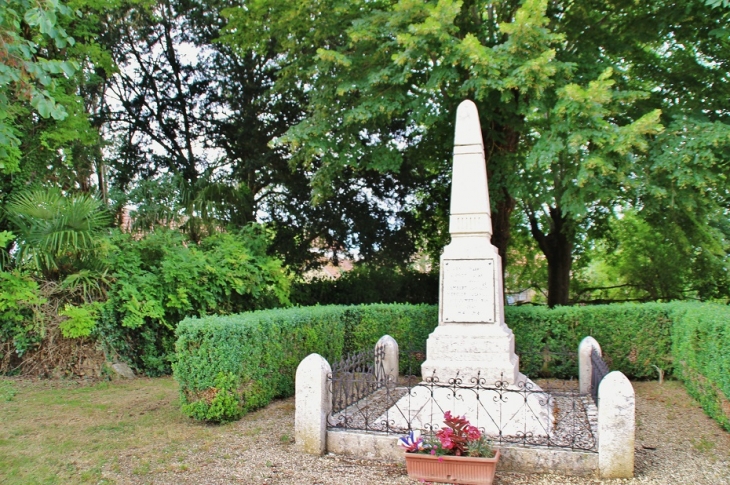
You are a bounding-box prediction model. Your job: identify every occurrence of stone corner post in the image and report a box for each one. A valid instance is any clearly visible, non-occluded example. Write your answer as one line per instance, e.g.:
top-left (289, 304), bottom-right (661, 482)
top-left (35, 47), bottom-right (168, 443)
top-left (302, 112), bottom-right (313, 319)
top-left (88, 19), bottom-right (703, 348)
top-left (598, 370), bottom-right (635, 478)
top-left (295, 353), bottom-right (332, 455)
top-left (579, 336), bottom-right (602, 395)
top-left (376, 335), bottom-right (399, 385)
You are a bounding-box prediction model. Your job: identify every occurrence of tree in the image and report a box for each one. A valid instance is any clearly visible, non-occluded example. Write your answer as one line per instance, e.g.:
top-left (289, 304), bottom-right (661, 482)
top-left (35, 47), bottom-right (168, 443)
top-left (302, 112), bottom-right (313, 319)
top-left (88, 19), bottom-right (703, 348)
top-left (560, 0), bottom-right (730, 302)
top-left (1, 0), bottom-right (114, 241)
top-left (518, 70), bottom-right (662, 305)
top-left (97, 0), bottom-right (424, 270)
top-left (0, 0), bottom-right (79, 174)
top-left (223, 0), bottom-right (667, 305)
top-left (574, 209), bottom-right (730, 302)
top-left (223, 0), bottom-right (561, 268)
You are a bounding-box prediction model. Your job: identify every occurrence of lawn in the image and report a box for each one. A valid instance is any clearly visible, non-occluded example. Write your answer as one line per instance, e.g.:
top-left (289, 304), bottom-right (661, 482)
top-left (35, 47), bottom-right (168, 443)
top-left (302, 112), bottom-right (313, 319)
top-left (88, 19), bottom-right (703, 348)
top-left (0, 376), bottom-right (230, 484)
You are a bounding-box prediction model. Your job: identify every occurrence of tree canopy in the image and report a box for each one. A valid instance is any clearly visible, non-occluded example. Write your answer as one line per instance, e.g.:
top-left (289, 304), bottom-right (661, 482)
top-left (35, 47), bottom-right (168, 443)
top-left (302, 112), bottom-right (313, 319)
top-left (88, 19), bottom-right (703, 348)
top-left (2, 0), bottom-right (729, 305)
top-left (225, 0), bottom-right (722, 305)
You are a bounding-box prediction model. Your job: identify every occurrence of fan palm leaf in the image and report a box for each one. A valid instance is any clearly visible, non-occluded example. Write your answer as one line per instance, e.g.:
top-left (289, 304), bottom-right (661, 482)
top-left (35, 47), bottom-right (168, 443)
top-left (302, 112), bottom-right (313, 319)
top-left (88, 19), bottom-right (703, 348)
top-left (6, 188), bottom-right (111, 278)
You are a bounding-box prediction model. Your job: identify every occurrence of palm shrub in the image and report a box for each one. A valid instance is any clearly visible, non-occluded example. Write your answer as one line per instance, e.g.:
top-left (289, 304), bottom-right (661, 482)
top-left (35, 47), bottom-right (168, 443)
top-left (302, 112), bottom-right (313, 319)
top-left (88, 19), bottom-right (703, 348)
top-left (6, 188), bottom-right (111, 282)
top-left (2, 189), bottom-right (110, 364)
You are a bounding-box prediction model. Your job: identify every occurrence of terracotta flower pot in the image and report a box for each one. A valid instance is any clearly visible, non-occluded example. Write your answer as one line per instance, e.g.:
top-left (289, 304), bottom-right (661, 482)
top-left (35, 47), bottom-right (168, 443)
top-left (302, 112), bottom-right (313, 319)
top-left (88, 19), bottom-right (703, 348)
top-left (404, 450), bottom-right (500, 485)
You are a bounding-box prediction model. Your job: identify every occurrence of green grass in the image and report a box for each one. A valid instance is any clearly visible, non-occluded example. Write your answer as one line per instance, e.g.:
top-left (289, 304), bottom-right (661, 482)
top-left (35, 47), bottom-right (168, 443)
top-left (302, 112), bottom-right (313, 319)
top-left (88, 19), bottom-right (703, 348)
top-left (692, 436), bottom-right (717, 453)
top-left (0, 376), bottom-right (234, 484)
top-left (0, 379), bottom-right (17, 401)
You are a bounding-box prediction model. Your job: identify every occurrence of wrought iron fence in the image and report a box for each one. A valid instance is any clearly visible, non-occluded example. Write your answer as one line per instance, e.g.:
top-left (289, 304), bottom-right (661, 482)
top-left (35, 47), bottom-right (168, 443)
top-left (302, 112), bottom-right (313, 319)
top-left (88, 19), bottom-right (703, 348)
top-left (590, 348), bottom-right (610, 405)
top-left (329, 344), bottom-right (386, 414)
top-left (327, 366), bottom-right (598, 452)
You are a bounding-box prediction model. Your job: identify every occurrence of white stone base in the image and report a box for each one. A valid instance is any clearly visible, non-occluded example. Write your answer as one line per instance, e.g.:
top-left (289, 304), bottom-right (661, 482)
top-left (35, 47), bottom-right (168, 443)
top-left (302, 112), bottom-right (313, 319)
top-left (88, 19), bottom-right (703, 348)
top-left (421, 323), bottom-right (520, 384)
top-left (376, 375), bottom-right (552, 440)
top-left (326, 430), bottom-right (599, 477)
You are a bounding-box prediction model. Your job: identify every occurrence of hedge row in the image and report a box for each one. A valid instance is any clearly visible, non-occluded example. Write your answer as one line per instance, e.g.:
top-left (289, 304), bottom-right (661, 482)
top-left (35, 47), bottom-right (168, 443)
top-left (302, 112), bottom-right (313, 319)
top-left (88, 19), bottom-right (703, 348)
top-left (290, 267), bottom-right (439, 306)
top-left (174, 302), bottom-right (730, 430)
top-left (173, 304), bottom-right (435, 422)
top-left (508, 302), bottom-right (730, 430)
top-left (669, 302), bottom-right (730, 431)
top-left (507, 303), bottom-right (675, 379)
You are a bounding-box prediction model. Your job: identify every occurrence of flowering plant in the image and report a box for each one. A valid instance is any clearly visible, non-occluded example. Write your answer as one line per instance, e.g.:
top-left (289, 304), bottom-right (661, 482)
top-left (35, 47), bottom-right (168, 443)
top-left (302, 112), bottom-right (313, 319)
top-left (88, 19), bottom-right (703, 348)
top-left (399, 411), bottom-right (494, 458)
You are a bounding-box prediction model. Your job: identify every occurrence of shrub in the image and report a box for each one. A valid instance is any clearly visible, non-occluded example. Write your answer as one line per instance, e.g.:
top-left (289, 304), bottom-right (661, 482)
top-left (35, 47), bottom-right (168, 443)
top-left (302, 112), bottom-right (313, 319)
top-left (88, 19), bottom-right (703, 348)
top-left (101, 227), bottom-right (291, 376)
top-left (0, 269), bottom-right (45, 361)
top-left (174, 301), bottom-right (729, 431)
top-left (181, 371), bottom-right (244, 422)
top-left (506, 304), bottom-right (675, 379)
top-left (290, 266), bottom-right (438, 306)
top-left (670, 302), bottom-right (730, 431)
top-left (173, 304), bottom-right (436, 422)
top-left (59, 302), bottom-right (100, 338)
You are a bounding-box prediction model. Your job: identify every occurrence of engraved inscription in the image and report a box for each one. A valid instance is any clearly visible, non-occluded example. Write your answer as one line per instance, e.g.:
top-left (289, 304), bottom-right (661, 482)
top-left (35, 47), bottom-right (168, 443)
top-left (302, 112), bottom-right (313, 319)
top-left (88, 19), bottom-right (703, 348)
top-left (449, 213), bottom-right (491, 233)
top-left (441, 259), bottom-right (495, 323)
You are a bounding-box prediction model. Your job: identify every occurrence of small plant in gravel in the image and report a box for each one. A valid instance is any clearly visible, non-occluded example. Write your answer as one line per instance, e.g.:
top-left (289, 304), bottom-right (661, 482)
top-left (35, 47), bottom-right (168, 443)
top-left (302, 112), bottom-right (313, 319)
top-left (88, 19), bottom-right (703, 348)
top-left (692, 436), bottom-right (716, 453)
top-left (399, 411), bottom-right (494, 458)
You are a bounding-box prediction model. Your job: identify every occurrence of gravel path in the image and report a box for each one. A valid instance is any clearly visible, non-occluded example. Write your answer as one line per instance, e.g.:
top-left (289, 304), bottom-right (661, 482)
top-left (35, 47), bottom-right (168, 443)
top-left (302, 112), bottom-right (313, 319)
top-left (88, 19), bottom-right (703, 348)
top-left (102, 381), bottom-right (730, 484)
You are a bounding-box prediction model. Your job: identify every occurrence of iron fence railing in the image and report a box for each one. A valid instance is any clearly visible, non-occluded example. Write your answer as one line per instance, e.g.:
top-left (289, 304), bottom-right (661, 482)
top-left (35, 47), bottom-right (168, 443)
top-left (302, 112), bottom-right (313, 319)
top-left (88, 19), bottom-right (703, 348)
top-left (590, 348), bottom-right (610, 405)
top-left (330, 344), bottom-right (386, 414)
top-left (327, 367), bottom-right (598, 452)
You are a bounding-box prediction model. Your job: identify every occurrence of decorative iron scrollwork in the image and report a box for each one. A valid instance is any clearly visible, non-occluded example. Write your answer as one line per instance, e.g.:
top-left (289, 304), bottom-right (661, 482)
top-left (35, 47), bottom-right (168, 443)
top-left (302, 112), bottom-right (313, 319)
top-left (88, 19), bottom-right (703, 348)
top-left (326, 350), bottom-right (598, 452)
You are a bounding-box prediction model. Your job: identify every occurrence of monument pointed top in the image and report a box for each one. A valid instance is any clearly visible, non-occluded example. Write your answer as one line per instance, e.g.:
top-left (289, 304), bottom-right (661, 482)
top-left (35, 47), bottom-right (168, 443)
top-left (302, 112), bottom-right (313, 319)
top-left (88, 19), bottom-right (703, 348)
top-left (449, 100), bottom-right (491, 236)
top-left (454, 100), bottom-right (483, 148)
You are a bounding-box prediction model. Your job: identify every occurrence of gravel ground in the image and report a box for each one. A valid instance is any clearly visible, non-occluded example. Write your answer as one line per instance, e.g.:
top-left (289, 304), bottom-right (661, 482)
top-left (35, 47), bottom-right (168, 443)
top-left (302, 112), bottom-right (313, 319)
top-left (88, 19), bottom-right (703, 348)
top-left (102, 380), bottom-right (730, 484)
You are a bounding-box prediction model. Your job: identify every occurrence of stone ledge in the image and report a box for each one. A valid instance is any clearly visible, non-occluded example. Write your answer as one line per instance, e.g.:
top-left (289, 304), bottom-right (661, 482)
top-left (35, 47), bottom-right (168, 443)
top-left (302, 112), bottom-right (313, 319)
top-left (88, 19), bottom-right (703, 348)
top-left (326, 430), bottom-right (599, 477)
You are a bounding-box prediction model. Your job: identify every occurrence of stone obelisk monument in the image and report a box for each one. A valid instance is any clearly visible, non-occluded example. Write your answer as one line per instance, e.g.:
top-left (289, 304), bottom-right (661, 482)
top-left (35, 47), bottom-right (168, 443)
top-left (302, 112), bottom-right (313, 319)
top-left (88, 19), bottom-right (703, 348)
top-left (421, 100), bottom-right (521, 385)
top-left (380, 101), bottom-right (547, 436)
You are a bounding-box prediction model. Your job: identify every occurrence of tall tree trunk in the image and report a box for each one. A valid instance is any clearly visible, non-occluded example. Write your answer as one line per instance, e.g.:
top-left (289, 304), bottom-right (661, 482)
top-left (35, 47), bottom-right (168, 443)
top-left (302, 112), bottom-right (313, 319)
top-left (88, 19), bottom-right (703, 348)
top-left (484, 117), bottom-right (520, 290)
top-left (491, 187), bottom-right (515, 272)
top-left (527, 206), bottom-right (574, 307)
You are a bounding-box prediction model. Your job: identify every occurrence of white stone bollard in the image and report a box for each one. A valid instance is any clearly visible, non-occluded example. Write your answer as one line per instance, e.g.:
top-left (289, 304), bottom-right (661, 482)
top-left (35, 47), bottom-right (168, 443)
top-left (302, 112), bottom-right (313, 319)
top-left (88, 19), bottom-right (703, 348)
top-left (295, 353), bottom-right (332, 455)
top-left (375, 335), bottom-right (399, 385)
top-left (598, 371), bottom-right (635, 478)
top-left (578, 336), bottom-right (602, 395)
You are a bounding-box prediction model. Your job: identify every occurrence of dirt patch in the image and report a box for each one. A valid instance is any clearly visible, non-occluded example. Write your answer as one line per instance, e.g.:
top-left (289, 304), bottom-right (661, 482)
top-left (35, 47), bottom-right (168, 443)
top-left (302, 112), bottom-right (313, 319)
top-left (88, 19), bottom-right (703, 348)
top-left (1, 282), bottom-right (107, 378)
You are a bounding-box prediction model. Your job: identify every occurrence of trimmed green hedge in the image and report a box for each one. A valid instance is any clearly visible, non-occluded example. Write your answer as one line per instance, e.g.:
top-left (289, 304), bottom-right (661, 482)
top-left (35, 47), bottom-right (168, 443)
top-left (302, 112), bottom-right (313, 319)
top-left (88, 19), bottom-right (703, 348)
top-left (507, 303), bottom-right (675, 379)
top-left (173, 304), bottom-right (436, 422)
top-left (669, 302), bottom-right (730, 431)
top-left (174, 302), bottom-right (730, 430)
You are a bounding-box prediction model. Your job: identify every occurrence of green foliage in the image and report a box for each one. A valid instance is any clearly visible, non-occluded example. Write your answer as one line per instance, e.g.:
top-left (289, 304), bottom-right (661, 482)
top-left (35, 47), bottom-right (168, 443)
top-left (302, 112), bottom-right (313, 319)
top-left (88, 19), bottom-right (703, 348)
top-left (0, 0), bottom-right (110, 206)
top-left (0, 269), bottom-right (45, 358)
top-left (58, 302), bottom-right (99, 338)
top-left (0, 231), bottom-right (13, 247)
top-left (102, 226), bottom-right (291, 376)
top-left (175, 301), bottom-right (730, 431)
top-left (507, 304), bottom-right (675, 379)
top-left (219, 0), bottom-right (730, 307)
top-left (290, 266), bottom-right (438, 306)
top-left (175, 301), bottom-right (675, 421)
top-left (173, 304), bottom-right (436, 422)
top-left (0, 379), bottom-right (17, 401)
top-left (504, 211), bottom-right (547, 302)
top-left (181, 371), bottom-right (243, 423)
top-left (577, 211), bottom-right (730, 302)
top-left (0, 231), bottom-right (14, 269)
top-left (6, 189), bottom-right (111, 279)
top-left (0, 0), bottom-right (79, 173)
top-left (670, 303), bottom-right (730, 431)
